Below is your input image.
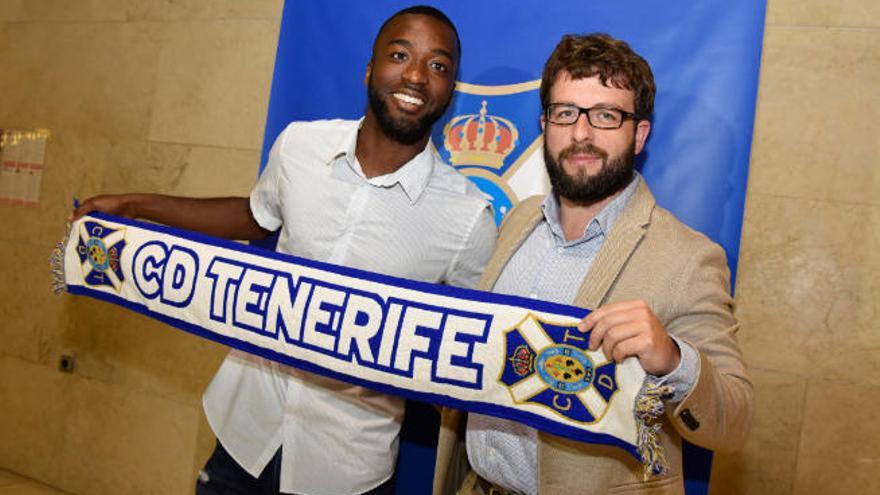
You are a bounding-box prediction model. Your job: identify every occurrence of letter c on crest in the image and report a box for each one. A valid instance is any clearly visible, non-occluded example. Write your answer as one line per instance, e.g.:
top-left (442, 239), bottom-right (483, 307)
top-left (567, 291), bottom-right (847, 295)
top-left (553, 394), bottom-right (572, 411)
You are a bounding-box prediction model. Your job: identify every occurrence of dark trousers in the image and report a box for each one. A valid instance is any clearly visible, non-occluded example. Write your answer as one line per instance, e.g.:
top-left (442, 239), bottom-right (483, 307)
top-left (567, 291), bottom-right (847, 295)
top-left (196, 441), bottom-right (396, 495)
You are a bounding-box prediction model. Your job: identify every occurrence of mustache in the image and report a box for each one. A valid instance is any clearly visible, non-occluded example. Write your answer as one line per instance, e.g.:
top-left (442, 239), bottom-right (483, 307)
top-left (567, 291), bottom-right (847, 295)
top-left (559, 143), bottom-right (609, 162)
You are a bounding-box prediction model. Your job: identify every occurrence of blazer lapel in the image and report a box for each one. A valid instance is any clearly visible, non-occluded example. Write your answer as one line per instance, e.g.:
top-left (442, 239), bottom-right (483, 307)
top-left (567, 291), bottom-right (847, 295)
top-left (573, 180), bottom-right (655, 310)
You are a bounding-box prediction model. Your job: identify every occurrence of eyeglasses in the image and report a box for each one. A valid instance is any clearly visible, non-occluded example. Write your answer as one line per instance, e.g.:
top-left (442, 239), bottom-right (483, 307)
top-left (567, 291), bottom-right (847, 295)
top-left (545, 103), bottom-right (640, 129)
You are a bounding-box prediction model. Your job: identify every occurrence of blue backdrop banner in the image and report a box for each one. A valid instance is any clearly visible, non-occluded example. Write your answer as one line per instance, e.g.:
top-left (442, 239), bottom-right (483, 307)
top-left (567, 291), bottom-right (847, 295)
top-left (260, 1), bottom-right (766, 493)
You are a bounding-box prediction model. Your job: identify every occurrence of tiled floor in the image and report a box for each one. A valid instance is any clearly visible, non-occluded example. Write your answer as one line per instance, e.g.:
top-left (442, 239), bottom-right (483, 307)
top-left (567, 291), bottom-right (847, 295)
top-left (0, 469), bottom-right (70, 494)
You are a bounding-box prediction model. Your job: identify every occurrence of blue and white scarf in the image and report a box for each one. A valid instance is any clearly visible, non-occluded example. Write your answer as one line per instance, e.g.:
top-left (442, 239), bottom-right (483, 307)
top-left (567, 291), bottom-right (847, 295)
top-left (51, 213), bottom-right (670, 477)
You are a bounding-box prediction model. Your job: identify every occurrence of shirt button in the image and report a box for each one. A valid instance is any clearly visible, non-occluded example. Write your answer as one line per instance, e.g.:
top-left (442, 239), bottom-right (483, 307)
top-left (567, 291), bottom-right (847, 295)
top-left (489, 448), bottom-right (497, 457)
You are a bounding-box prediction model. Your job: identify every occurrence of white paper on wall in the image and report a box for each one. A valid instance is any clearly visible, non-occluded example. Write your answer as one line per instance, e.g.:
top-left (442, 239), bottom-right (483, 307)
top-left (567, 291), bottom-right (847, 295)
top-left (0, 129), bottom-right (50, 205)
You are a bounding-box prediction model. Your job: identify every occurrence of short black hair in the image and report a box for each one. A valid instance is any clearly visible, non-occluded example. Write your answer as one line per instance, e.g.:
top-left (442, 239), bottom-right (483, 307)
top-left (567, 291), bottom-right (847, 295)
top-left (373, 5), bottom-right (461, 62)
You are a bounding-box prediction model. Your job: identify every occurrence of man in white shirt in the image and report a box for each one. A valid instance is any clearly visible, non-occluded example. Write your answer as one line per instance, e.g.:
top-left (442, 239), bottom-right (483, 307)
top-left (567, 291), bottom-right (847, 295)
top-left (73, 6), bottom-right (497, 495)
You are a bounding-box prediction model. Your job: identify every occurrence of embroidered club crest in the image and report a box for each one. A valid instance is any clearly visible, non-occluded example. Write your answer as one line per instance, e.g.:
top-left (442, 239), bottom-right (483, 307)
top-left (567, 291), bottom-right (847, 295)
top-left (75, 220), bottom-right (126, 291)
top-left (499, 315), bottom-right (619, 423)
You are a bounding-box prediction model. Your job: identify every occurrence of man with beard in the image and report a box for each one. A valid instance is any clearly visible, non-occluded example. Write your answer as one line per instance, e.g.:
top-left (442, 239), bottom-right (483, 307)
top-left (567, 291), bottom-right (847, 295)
top-left (433, 33), bottom-right (752, 495)
top-left (73, 6), bottom-right (496, 495)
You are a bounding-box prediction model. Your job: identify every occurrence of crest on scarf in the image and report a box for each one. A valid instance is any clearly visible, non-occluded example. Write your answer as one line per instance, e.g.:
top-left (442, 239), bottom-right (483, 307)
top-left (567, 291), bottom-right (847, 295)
top-left (75, 220), bottom-right (126, 292)
top-left (499, 314), bottom-right (620, 423)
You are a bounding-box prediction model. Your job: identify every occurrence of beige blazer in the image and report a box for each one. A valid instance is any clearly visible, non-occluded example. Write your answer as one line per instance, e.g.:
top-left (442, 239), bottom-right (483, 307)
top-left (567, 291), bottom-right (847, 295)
top-left (433, 181), bottom-right (753, 494)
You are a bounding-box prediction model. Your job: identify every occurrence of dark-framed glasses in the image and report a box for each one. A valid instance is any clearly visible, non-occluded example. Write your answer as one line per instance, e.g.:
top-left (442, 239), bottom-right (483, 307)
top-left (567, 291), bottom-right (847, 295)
top-left (545, 103), bottom-right (640, 129)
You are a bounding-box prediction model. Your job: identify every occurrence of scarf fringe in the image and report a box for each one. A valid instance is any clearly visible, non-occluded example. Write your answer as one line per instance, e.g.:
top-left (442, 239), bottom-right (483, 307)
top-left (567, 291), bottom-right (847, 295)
top-left (635, 381), bottom-right (674, 480)
top-left (49, 221), bottom-right (71, 295)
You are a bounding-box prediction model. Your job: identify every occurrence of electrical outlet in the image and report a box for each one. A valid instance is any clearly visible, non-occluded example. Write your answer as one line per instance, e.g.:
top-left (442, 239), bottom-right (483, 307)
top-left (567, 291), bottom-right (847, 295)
top-left (59, 354), bottom-right (75, 373)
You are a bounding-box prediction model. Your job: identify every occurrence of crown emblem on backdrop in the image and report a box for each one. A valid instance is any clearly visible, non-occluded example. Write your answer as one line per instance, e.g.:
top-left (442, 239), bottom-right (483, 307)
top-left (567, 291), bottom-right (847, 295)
top-left (443, 100), bottom-right (519, 169)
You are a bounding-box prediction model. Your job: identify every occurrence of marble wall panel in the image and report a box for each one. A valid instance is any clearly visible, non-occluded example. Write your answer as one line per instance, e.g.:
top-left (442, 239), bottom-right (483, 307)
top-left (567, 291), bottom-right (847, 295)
top-left (0, 239), bottom-right (66, 362)
top-left (93, 140), bottom-right (193, 194)
top-left (0, 358), bottom-right (66, 484)
top-left (767, 0), bottom-right (880, 27)
top-left (0, 0), bottom-right (127, 22)
top-left (127, 0), bottom-right (283, 21)
top-left (54, 374), bottom-right (201, 495)
top-left (0, 0), bottom-right (283, 23)
top-left (93, 140), bottom-right (261, 197)
top-left (148, 20), bottom-right (279, 150)
top-left (0, 470), bottom-right (18, 486)
top-left (792, 380), bottom-right (880, 494)
top-left (54, 296), bottom-right (227, 405)
top-left (0, 22), bottom-right (162, 140)
top-left (736, 193), bottom-right (880, 385)
top-left (0, 469), bottom-right (72, 494)
top-left (0, 484), bottom-right (67, 495)
top-left (0, 139), bottom-right (260, 255)
top-left (748, 28), bottom-right (880, 206)
top-left (710, 369), bottom-right (806, 495)
top-left (167, 146), bottom-right (260, 197)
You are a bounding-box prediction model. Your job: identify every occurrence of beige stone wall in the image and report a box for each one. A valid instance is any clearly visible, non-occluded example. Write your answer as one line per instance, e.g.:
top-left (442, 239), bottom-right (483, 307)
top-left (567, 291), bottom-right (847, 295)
top-left (0, 1), bottom-right (282, 493)
top-left (0, 1), bottom-right (876, 494)
top-left (709, 1), bottom-right (880, 494)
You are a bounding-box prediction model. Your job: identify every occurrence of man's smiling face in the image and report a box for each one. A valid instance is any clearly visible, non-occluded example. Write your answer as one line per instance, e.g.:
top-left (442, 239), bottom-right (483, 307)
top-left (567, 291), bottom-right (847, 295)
top-left (365, 13), bottom-right (459, 145)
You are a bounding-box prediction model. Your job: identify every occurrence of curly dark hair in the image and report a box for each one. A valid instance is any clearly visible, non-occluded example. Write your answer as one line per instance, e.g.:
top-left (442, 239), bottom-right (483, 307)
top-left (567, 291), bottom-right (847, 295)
top-left (540, 33), bottom-right (655, 118)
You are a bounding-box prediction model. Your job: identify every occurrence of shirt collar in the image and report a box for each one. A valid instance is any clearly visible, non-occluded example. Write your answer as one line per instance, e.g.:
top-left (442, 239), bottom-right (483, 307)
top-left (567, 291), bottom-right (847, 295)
top-left (328, 118), bottom-right (435, 204)
top-left (541, 172), bottom-right (642, 246)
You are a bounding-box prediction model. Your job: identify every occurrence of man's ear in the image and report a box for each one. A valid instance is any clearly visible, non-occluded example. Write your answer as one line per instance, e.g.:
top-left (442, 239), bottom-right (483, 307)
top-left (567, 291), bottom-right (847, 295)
top-left (634, 119), bottom-right (651, 155)
top-left (540, 114), bottom-right (546, 133)
top-left (364, 62), bottom-right (372, 87)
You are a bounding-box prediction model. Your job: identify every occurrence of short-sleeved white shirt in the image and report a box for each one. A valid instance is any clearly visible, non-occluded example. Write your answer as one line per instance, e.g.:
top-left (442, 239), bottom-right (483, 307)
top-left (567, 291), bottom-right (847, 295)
top-left (202, 119), bottom-right (496, 495)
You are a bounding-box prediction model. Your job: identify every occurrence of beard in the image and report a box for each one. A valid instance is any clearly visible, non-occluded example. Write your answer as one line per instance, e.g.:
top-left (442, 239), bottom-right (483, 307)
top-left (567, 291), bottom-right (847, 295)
top-left (544, 139), bottom-right (636, 204)
top-left (367, 75), bottom-right (451, 145)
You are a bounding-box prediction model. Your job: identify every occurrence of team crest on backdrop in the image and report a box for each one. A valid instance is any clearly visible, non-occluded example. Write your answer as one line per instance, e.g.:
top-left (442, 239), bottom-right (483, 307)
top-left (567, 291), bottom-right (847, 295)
top-left (76, 220), bottom-right (126, 292)
top-left (500, 315), bottom-right (620, 423)
top-left (432, 81), bottom-right (544, 225)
